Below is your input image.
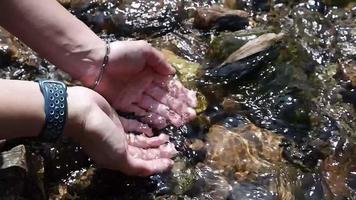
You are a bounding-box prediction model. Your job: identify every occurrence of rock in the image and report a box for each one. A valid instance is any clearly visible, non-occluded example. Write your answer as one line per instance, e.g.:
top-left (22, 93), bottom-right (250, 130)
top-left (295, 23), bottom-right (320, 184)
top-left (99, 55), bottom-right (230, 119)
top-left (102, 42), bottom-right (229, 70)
top-left (193, 5), bottom-right (249, 31)
top-left (203, 32), bottom-right (284, 85)
top-left (205, 123), bottom-right (301, 199)
top-left (0, 145), bottom-right (45, 199)
top-left (223, 0), bottom-right (271, 11)
top-left (162, 49), bottom-right (207, 113)
top-left (222, 32), bottom-right (285, 66)
top-left (0, 28), bottom-right (17, 67)
top-left (162, 49), bottom-right (202, 87)
top-left (208, 27), bottom-right (273, 63)
top-left (205, 123), bottom-right (283, 181)
top-left (0, 145), bottom-right (27, 171)
top-left (149, 28), bottom-right (208, 63)
top-left (49, 167), bottom-right (95, 199)
top-left (0, 27), bottom-right (42, 68)
top-left (321, 138), bottom-right (356, 198)
top-left (170, 161), bottom-right (231, 199)
top-left (338, 59), bottom-right (356, 87)
top-left (72, 0), bottom-right (184, 36)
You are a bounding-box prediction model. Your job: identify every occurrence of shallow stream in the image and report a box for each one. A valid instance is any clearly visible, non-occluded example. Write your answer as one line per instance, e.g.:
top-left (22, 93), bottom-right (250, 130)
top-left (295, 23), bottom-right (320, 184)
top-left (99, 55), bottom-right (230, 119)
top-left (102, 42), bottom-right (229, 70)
top-left (0, 0), bottom-right (355, 199)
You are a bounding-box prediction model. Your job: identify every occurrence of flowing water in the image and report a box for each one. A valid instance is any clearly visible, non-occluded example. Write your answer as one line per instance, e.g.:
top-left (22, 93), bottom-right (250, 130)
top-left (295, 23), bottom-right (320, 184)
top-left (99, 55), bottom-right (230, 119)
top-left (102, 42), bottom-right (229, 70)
top-left (0, 0), bottom-right (355, 199)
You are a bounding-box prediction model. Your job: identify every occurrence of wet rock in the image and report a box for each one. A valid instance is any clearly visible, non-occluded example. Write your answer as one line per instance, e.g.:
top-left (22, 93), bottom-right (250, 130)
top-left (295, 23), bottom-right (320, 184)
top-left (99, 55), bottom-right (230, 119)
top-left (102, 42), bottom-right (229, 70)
top-left (0, 145), bottom-right (45, 199)
top-left (162, 49), bottom-right (207, 113)
top-left (58, 0), bottom-right (94, 10)
top-left (229, 183), bottom-right (275, 200)
top-left (321, 138), bottom-right (356, 199)
top-left (204, 32), bottom-right (284, 85)
top-left (205, 123), bottom-right (283, 180)
top-left (72, 0), bottom-right (183, 37)
top-left (0, 28), bottom-right (16, 67)
top-left (223, 0), bottom-right (271, 12)
top-left (222, 32), bottom-right (285, 66)
top-left (338, 59), bottom-right (356, 87)
top-left (169, 161), bottom-right (231, 199)
top-left (208, 27), bottom-right (273, 63)
top-left (325, 0), bottom-right (356, 8)
top-left (193, 6), bottom-right (249, 31)
top-left (49, 167), bottom-right (95, 199)
top-left (0, 145), bottom-right (27, 172)
top-left (0, 27), bottom-right (42, 68)
top-left (205, 123), bottom-right (301, 199)
top-left (162, 49), bottom-right (202, 87)
top-left (149, 28), bottom-right (208, 63)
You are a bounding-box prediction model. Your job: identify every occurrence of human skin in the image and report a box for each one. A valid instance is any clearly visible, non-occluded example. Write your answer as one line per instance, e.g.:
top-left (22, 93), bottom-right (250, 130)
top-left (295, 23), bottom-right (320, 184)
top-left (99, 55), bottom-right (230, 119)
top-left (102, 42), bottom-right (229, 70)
top-left (0, 0), bottom-right (197, 129)
top-left (0, 79), bottom-right (177, 176)
top-left (0, 0), bottom-right (197, 175)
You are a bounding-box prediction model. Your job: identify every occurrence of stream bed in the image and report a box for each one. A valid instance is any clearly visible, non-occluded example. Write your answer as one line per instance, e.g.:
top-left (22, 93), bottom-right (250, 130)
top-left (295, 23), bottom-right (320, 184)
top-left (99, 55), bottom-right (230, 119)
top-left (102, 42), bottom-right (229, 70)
top-left (0, 0), bottom-right (355, 199)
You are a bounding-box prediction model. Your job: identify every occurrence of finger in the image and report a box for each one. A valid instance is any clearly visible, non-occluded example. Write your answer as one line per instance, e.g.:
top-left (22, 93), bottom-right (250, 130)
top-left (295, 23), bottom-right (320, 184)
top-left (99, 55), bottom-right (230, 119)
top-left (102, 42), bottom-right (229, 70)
top-left (165, 79), bottom-right (197, 108)
top-left (126, 104), bottom-right (147, 116)
top-left (126, 102), bottom-right (169, 129)
top-left (145, 85), bottom-right (196, 121)
top-left (143, 45), bottom-right (176, 75)
top-left (126, 156), bottom-right (174, 176)
top-left (137, 94), bottom-right (184, 127)
top-left (126, 133), bottom-right (170, 148)
top-left (128, 143), bottom-right (177, 160)
top-left (119, 117), bottom-right (153, 136)
top-left (140, 112), bottom-right (168, 129)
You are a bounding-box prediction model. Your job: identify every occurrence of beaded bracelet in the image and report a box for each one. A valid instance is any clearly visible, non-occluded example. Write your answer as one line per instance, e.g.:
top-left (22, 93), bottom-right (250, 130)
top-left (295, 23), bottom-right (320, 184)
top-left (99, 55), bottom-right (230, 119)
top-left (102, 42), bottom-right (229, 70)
top-left (92, 40), bottom-right (111, 89)
top-left (38, 80), bottom-right (68, 142)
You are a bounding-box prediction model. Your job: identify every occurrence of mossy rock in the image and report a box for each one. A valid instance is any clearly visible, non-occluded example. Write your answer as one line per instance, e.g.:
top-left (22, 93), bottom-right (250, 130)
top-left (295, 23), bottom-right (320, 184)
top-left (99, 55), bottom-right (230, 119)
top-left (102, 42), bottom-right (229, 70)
top-left (162, 49), bottom-right (207, 113)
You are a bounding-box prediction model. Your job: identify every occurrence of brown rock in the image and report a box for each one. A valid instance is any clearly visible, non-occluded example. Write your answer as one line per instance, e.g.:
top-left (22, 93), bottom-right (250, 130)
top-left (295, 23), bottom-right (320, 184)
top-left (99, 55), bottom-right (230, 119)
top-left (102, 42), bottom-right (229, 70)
top-left (222, 32), bottom-right (285, 66)
top-left (193, 6), bottom-right (249, 31)
top-left (339, 59), bottom-right (356, 87)
top-left (205, 123), bottom-right (283, 180)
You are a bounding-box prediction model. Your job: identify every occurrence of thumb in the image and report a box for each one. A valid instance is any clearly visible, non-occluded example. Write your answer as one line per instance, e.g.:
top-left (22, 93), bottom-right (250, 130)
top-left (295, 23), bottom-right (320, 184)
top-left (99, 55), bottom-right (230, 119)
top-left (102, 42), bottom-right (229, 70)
top-left (144, 46), bottom-right (176, 75)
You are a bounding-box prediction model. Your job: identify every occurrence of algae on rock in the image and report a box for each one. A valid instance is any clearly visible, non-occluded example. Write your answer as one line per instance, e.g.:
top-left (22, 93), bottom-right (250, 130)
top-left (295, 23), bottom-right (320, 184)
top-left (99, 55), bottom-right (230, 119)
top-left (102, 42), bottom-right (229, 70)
top-left (162, 49), bottom-right (207, 113)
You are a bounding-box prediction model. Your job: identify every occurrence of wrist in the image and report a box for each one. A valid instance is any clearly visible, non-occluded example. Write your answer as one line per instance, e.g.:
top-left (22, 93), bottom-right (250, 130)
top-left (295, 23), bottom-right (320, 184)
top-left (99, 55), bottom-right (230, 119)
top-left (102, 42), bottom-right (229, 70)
top-left (63, 86), bottom-right (94, 139)
top-left (60, 40), bottom-right (106, 88)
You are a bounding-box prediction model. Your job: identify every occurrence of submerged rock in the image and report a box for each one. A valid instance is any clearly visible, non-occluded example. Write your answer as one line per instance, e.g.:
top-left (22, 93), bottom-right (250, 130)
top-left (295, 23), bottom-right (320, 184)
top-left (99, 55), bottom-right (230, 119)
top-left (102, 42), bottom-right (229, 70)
top-left (223, 0), bottom-right (271, 12)
top-left (322, 138), bottom-right (356, 198)
top-left (205, 123), bottom-right (301, 199)
top-left (205, 123), bottom-right (283, 181)
top-left (0, 145), bottom-right (45, 199)
top-left (166, 160), bottom-right (231, 199)
top-left (162, 49), bottom-right (202, 88)
top-left (338, 59), bottom-right (356, 87)
top-left (222, 32), bottom-right (285, 66)
top-left (68, 0), bottom-right (184, 37)
top-left (0, 27), bottom-right (42, 68)
top-left (208, 27), bottom-right (274, 63)
top-left (193, 6), bottom-right (249, 31)
top-left (0, 28), bottom-right (16, 67)
top-left (204, 32), bottom-right (284, 85)
top-left (162, 49), bottom-right (207, 113)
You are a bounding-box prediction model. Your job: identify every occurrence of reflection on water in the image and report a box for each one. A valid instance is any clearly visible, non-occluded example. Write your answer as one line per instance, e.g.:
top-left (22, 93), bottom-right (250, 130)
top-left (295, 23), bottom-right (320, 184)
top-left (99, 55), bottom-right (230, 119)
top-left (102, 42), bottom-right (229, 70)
top-left (0, 0), bottom-right (355, 199)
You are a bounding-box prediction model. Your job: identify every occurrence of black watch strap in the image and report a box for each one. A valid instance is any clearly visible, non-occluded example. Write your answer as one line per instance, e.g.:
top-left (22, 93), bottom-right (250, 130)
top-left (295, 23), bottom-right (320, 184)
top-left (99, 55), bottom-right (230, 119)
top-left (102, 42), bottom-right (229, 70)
top-left (38, 80), bottom-right (68, 142)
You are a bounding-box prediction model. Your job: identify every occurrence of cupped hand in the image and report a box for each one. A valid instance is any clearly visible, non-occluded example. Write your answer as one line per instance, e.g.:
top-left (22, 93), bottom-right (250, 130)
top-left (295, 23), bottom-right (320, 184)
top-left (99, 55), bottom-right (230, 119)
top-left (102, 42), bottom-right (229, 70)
top-left (65, 86), bottom-right (177, 176)
top-left (82, 40), bottom-right (197, 129)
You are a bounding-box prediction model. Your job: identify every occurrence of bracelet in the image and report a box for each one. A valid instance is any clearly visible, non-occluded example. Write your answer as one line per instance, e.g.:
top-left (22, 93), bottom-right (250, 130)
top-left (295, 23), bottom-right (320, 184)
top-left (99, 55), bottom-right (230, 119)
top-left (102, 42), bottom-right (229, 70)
top-left (92, 40), bottom-right (110, 89)
top-left (38, 80), bottom-right (68, 142)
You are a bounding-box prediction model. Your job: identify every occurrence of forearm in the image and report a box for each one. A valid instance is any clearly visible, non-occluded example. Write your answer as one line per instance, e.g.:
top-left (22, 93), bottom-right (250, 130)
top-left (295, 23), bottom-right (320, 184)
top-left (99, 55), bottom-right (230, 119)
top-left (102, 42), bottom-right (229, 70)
top-left (0, 0), bottom-right (103, 84)
top-left (0, 79), bottom-right (45, 139)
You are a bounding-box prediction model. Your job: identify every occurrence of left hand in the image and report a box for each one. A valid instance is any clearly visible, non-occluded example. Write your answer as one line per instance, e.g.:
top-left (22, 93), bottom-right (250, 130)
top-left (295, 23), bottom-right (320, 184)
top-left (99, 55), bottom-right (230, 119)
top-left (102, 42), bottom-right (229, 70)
top-left (81, 40), bottom-right (197, 129)
top-left (66, 86), bottom-right (177, 176)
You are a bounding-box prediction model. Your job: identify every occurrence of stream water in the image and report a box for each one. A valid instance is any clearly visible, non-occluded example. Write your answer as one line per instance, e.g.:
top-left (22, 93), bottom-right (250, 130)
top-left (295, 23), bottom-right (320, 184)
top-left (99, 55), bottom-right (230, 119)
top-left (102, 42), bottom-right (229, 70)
top-left (0, 0), bottom-right (355, 199)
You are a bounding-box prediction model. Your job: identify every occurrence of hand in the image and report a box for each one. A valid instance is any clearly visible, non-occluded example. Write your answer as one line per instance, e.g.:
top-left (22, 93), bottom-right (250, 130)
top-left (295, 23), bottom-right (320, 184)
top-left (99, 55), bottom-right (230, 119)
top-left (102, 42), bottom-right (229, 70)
top-left (81, 40), bottom-right (197, 129)
top-left (64, 86), bottom-right (177, 176)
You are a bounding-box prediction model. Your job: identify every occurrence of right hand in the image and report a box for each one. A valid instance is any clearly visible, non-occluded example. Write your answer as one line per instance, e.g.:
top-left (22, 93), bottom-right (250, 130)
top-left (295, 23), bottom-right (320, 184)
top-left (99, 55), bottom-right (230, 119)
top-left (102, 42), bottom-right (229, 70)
top-left (64, 86), bottom-right (177, 176)
top-left (79, 40), bottom-right (197, 129)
